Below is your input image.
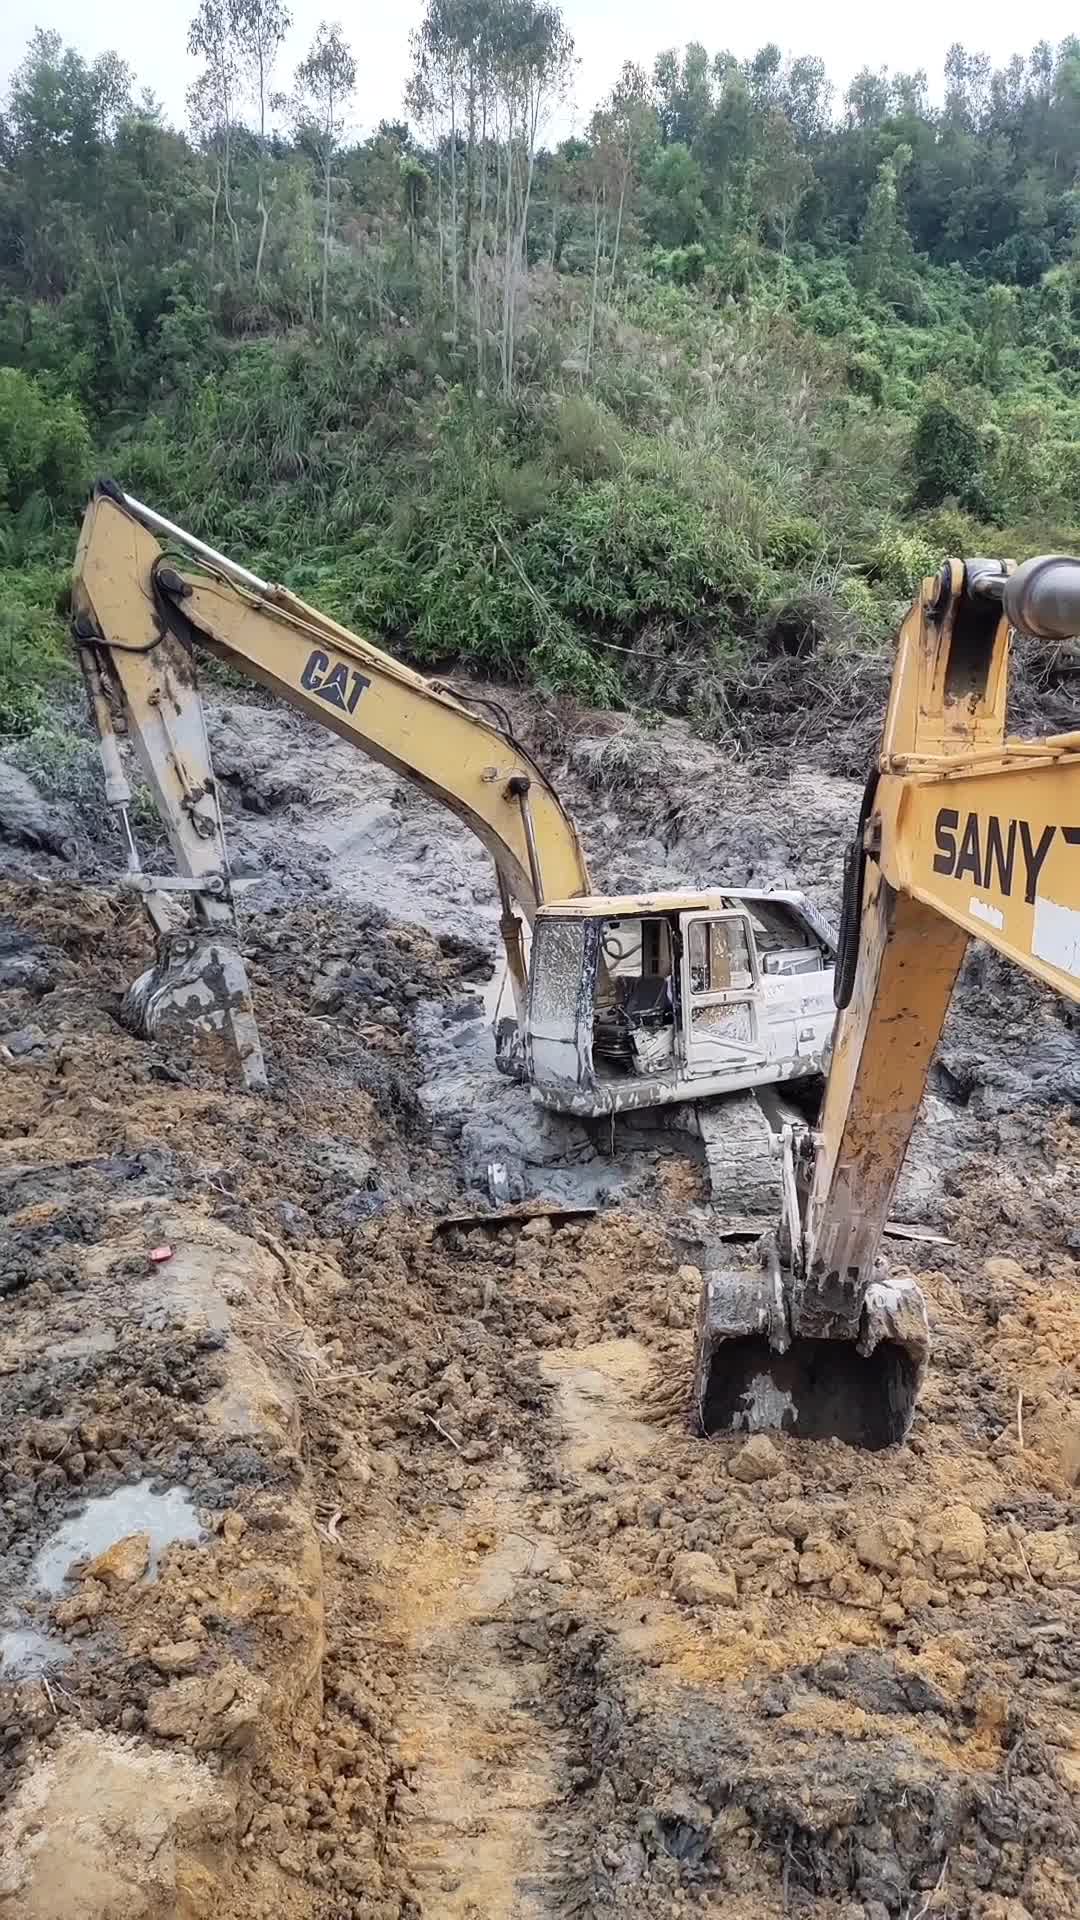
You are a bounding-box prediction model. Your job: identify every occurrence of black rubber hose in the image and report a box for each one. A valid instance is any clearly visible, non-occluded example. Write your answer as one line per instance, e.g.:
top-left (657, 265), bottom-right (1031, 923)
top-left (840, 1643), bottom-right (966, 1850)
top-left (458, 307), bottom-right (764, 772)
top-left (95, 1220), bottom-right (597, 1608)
top-left (833, 838), bottom-right (864, 1010)
top-left (833, 769), bottom-right (880, 1011)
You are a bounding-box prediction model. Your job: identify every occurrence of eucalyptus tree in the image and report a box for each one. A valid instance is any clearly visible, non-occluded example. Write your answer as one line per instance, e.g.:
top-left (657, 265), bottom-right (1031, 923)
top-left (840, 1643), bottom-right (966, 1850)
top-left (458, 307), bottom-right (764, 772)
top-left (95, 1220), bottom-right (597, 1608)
top-left (294, 22), bottom-right (357, 328)
top-left (233, 0), bottom-right (291, 285)
top-left (187, 0), bottom-right (243, 274)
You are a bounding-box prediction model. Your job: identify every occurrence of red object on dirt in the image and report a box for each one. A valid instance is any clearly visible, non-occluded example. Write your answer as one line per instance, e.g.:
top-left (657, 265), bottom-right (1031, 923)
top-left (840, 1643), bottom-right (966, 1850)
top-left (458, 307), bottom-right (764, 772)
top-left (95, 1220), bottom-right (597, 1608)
top-left (149, 1244), bottom-right (174, 1264)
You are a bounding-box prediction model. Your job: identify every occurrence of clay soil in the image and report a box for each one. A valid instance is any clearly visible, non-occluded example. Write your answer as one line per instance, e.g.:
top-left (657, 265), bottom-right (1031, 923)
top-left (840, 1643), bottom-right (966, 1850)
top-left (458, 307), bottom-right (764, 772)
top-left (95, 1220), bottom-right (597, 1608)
top-left (3, 713), bottom-right (1080, 1920)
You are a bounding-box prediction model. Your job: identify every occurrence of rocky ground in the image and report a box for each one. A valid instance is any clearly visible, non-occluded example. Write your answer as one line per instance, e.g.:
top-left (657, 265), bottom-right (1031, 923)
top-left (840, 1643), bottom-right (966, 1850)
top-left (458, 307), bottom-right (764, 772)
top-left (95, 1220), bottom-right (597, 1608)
top-left (2, 694), bottom-right (1080, 1920)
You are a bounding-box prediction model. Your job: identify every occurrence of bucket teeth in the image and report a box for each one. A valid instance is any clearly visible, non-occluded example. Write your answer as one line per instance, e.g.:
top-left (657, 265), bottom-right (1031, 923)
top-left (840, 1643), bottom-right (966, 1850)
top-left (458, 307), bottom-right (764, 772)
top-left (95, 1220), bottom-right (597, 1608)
top-left (123, 932), bottom-right (267, 1090)
top-left (858, 1276), bottom-right (931, 1373)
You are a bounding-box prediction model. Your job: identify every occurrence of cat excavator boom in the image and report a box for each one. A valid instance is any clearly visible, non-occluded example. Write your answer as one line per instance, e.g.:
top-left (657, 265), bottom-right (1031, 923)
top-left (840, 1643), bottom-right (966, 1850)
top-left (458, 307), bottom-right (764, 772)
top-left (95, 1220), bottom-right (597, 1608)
top-left (71, 483), bottom-right (836, 1129)
top-left (694, 551), bottom-right (1080, 1448)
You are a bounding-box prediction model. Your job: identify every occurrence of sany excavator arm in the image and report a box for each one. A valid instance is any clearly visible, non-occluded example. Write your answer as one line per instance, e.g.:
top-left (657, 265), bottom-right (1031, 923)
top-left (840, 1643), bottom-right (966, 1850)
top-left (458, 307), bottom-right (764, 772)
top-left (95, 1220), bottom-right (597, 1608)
top-left (695, 552), bottom-right (1080, 1449)
top-left (72, 482), bottom-right (591, 1085)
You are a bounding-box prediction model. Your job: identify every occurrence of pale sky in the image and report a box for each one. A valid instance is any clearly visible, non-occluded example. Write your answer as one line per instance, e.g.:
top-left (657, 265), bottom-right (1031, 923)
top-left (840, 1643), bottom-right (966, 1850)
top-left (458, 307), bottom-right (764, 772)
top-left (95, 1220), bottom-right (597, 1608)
top-left (3, 0), bottom-right (1079, 138)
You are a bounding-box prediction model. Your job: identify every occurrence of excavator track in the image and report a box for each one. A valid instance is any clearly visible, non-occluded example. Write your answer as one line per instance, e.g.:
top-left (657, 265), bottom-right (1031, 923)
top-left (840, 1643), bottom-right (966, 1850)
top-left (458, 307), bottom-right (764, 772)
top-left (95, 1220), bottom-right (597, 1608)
top-left (694, 1089), bottom-right (777, 1211)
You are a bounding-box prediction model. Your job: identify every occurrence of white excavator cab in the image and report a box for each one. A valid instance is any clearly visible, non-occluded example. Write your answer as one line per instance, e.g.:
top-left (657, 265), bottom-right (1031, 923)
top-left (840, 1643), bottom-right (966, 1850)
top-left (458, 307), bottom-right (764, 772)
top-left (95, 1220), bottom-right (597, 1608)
top-left (524, 891), bottom-right (835, 1117)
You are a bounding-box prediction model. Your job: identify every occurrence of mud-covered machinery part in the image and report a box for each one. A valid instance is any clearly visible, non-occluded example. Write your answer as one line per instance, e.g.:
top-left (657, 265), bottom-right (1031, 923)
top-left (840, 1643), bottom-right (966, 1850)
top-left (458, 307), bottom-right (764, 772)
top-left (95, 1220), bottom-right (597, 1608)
top-left (123, 931), bottom-right (267, 1090)
top-left (494, 1015), bottom-right (526, 1082)
top-left (691, 1250), bottom-right (929, 1451)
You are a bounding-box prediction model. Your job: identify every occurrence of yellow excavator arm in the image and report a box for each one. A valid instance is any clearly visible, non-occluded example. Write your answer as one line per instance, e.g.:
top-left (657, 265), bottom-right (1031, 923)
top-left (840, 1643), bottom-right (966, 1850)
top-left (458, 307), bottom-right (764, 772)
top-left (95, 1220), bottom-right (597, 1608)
top-left (695, 552), bottom-right (1080, 1449)
top-left (72, 484), bottom-right (591, 1082)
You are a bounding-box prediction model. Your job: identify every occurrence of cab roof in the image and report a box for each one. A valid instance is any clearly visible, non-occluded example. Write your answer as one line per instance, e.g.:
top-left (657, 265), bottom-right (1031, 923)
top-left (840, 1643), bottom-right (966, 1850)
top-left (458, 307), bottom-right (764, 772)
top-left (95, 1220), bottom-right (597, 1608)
top-left (536, 889), bottom-right (809, 918)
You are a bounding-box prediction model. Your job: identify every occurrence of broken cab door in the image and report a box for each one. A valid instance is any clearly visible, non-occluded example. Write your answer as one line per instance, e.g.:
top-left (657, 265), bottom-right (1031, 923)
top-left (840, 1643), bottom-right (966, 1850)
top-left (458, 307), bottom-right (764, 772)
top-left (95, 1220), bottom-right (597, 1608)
top-left (525, 915), bottom-right (592, 1096)
top-left (680, 911), bottom-right (765, 1079)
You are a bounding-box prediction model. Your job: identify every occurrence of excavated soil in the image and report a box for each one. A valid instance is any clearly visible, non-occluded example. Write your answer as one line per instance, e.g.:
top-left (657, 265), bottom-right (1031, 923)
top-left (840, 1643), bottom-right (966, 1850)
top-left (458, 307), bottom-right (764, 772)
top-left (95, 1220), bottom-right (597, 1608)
top-left (3, 699), bottom-right (1080, 1920)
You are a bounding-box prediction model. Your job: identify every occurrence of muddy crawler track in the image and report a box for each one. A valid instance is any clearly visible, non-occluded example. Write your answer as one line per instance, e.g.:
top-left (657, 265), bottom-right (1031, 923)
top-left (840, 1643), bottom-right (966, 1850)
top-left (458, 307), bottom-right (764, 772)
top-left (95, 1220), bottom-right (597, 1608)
top-left (3, 846), bottom-right (1080, 1917)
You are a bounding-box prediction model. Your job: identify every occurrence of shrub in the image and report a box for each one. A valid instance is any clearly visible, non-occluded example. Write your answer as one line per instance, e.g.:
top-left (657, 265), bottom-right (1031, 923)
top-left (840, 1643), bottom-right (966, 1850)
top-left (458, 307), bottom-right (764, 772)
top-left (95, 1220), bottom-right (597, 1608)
top-left (918, 505), bottom-right (986, 558)
top-left (910, 395), bottom-right (988, 514)
top-left (0, 563), bottom-right (72, 738)
top-left (547, 395), bottom-right (623, 480)
top-left (765, 515), bottom-right (830, 569)
top-left (834, 574), bottom-right (885, 634)
top-left (647, 244), bottom-right (707, 286)
top-left (0, 368), bottom-right (93, 517)
top-left (151, 294), bottom-right (217, 388)
top-left (0, 298), bottom-right (97, 409)
top-left (846, 352), bottom-right (885, 404)
top-left (491, 460), bottom-right (551, 523)
top-left (863, 525), bottom-right (939, 595)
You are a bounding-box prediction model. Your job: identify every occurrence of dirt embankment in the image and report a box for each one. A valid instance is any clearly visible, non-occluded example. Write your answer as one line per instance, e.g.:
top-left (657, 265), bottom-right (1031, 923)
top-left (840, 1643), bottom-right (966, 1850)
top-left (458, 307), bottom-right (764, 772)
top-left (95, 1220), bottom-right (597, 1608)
top-left (2, 703), bottom-right (1080, 1919)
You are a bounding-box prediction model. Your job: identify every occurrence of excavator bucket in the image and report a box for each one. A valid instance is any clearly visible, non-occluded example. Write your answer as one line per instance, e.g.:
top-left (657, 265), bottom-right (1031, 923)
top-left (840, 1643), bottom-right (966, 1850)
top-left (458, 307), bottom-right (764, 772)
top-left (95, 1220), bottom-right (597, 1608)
top-left (123, 931), bottom-right (267, 1091)
top-left (691, 1246), bottom-right (929, 1451)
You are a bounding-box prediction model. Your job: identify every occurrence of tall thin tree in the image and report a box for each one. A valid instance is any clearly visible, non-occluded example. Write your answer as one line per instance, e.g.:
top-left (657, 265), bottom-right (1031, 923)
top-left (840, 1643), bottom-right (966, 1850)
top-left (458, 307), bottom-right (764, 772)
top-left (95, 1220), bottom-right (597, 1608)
top-left (233, 0), bottom-right (291, 288)
top-left (188, 0), bottom-right (243, 275)
top-left (294, 22), bottom-right (357, 329)
top-left (489, 0), bottom-right (574, 397)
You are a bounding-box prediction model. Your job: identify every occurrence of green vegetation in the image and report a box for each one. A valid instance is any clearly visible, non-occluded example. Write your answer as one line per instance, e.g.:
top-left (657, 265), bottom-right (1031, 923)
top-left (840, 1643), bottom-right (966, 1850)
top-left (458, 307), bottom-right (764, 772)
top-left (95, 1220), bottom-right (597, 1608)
top-left (3, 13), bottom-right (1080, 746)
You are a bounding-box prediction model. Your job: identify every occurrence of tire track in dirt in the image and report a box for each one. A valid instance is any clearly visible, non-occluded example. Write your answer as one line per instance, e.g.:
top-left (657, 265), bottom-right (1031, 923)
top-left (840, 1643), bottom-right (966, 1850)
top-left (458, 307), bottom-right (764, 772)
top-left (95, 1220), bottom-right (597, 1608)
top-left (368, 1471), bottom-right (570, 1918)
top-left (373, 1339), bottom-right (680, 1917)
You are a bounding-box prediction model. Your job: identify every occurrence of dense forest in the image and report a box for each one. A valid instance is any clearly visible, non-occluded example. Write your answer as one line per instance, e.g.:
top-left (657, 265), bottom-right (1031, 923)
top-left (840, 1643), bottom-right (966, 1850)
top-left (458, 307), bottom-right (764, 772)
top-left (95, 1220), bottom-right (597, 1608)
top-left (3, 6), bottom-right (1080, 751)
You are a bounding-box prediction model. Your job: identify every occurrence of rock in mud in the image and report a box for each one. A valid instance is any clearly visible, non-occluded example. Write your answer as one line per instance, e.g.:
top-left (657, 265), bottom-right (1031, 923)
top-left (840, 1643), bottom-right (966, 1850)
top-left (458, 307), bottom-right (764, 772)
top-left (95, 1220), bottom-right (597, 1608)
top-left (277, 1199), bottom-right (313, 1240)
top-left (809, 1650), bottom-right (952, 1718)
top-left (0, 761), bottom-right (78, 857)
top-left (331, 1187), bottom-right (387, 1227)
top-left (149, 1639), bottom-right (203, 1676)
top-left (145, 1660), bottom-right (269, 1754)
top-left (24, 1418), bottom-right (69, 1457)
top-left (940, 1032), bottom-right (1080, 1113)
top-left (728, 1434), bottom-right (782, 1482)
top-left (798, 1536), bottom-right (844, 1585)
top-left (772, 1498), bottom-right (816, 1542)
top-left (82, 1531), bottom-right (151, 1588)
top-left (855, 1517), bottom-right (916, 1572)
top-left (458, 1085), bottom-right (595, 1173)
top-left (1024, 1528), bottom-right (1080, 1586)
top-left (2, 1022), bottom-right (51, 1062)
top-left (932, 1504), bottom-right (987, 1577)
top-left (54, 1578), bottom-right (108, 1628)
top-left (0, 927), bottom-right (53, 991)
top-left (900, 1576), bottom-right (933, 1610)
top-left (670, 1550), bottom-right (739, 1607)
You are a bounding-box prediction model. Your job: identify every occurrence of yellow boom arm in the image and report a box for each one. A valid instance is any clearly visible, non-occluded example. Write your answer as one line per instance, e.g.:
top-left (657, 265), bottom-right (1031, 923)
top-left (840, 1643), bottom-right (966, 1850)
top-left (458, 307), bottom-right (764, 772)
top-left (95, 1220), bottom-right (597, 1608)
top-left (797, 554), bottom-right (1080, 1341)
top-left (71, 485), bottom-right (591, 1075)
top-left (693, 552), bottom-right (1080, 1449)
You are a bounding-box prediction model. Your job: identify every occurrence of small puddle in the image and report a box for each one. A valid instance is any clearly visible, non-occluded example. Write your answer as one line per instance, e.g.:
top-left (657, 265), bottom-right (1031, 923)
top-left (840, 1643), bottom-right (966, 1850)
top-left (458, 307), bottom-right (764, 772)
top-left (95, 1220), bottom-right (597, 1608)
top-left (32, 1482), bottom-right (203, 1595)
top-left (0, 1627), bottom-right (73, 1681)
